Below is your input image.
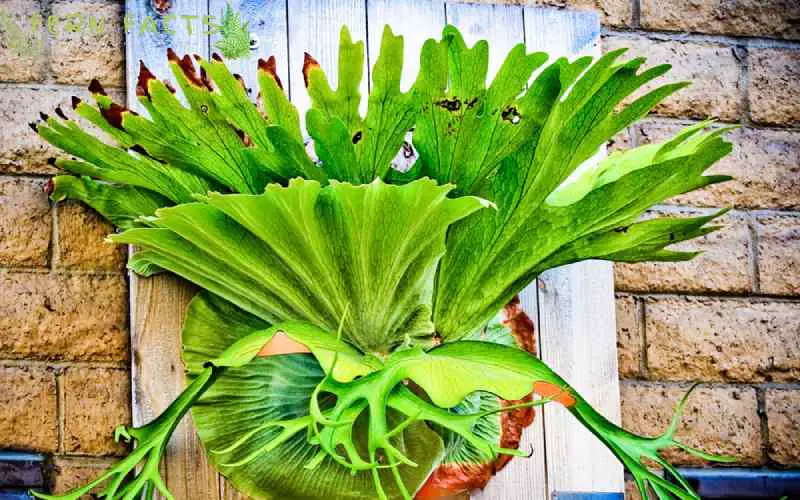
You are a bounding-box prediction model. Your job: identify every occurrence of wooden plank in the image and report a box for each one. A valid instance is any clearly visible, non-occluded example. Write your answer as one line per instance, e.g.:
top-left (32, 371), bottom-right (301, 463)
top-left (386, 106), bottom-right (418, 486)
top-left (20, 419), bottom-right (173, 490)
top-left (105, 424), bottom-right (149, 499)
top-left (442, 4), bottom-right (548, 499)
top-left (473, 289), bottom-right (549, 500)
top-left (125, 2), bottom-right (622, 499)
top-left (287, 0), bottom-right (368, 118)
top-left (367, 0), bottom-right (445, 91)
top-left (524, 7), bottom-right (625, 496)
top-left (208, 0), bottom-right (289, 98)
top-left (125, 0), bottom-right (208, 105)
top-left (445, 2), bottom-right (525, 81)
top-left (125, 1), bottom-right (220, 499)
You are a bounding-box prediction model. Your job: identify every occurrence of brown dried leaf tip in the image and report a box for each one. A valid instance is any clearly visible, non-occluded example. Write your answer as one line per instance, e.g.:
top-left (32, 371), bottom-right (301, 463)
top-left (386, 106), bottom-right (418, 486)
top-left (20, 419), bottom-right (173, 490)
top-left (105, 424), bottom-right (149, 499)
top-left (88, 78), bottom-right (107, 96)
top-left (258, 56), bottom-right (283, 90)
top-left (100, 103), bottom-right (136, 130)
top-left (136, 60), bottom-right (157, 98)
top-left (44, 178), bottom-right (55, 195)
top-left (302, 52), bottom-right (320, 88)
top-left (150, 0), bottom-right (171, 15)
top-left (70, 96), bottom-right (82, 110)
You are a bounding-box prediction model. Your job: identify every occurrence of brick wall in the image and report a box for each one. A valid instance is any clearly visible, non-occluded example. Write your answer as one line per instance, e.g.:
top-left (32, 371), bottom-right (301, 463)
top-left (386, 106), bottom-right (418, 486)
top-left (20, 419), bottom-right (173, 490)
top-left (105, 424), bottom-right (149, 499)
top-left (588, 0), bottom-right (800, 490)
top-left (1, 0), bottom-right (798, 497)
top-left (0, 0), bottom-right (130, 494)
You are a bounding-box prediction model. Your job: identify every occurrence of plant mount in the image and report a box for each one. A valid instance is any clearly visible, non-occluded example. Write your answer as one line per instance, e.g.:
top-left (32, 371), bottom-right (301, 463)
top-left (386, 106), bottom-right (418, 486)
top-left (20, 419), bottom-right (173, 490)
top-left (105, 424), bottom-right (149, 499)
top-left (30, 23), bottom-right (736, 500)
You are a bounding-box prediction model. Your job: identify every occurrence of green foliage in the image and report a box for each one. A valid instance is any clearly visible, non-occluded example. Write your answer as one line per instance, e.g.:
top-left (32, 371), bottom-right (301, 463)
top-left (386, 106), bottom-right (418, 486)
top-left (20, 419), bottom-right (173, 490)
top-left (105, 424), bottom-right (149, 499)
top-left (183, 291), bottom-right (444, 500)
top-left (111, 178), bottom-right (486, 353)
top-left (32, 22), bottom-right (736, 500)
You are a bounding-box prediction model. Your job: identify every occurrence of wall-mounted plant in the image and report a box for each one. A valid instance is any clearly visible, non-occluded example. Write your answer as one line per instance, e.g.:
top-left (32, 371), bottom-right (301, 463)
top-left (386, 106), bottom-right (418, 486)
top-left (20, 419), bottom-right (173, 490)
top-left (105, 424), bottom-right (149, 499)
top-left (29, 24), bottom-right (735, 500)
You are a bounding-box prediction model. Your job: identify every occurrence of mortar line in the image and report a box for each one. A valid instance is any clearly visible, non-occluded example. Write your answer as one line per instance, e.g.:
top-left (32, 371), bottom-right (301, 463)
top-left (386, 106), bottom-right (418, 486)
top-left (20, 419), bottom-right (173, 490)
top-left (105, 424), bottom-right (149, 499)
top-left (637, 294), bottom-right (649, 379)
top-left (55, 367), bottom-right (65, 455)
top-left (613, 290), bottom-right (800, 302)
top-left (748, 211), bottom-right (762, 294)
top-left (602, 27), bottom-right (800, 50)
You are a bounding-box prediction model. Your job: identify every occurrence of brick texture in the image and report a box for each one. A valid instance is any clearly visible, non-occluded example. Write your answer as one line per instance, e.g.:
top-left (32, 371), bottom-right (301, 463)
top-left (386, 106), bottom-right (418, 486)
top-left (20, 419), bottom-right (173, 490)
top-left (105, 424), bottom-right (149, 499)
top-left (0, 271), bottom-right (129, 361)
top-left (0, 85), bottom-right (125, 175)
top-left (537, 0), bottom-right (631, 27)
top-left (0, 177), bottom-right (51, 267)
top-left (633, 121), bottom-right (800, 209)
top-left (49, 457), bottom-right (117, 498)
top-left (56, 201), bottom-right (126, 271)
top-left (63, 367), bottom-right (130, 456)
top-left (603, 35), bottom-right (743, 121)
top-left (616, 295), bottom-right (642, 378)
top-left (49, 1), bottom-right (125, 86)
top-left (640, 0), bottom-right (800, 40)
top-left (621, 382), bottom-right (763, 466)
top-left (0, 365), bottom-right (58, 452)
top-left (615, 210), bottom-right (752, 294)
top-left (749, 48), bottom-right (800, 126)
top-left (645, 297), bottom-right (800, 382)
top-left (765, 388), bottom-right (800, 466)
top-left (0, 0), bottom-right (47, 83)
top-left (757, 215), bottom-right (800, 296)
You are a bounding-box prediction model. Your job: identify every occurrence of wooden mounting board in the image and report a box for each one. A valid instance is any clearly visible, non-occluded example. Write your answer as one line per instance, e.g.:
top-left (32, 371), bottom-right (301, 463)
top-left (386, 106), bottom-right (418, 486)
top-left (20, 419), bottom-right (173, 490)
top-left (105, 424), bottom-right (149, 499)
top-left (124, 1), bottom-right (622, 498)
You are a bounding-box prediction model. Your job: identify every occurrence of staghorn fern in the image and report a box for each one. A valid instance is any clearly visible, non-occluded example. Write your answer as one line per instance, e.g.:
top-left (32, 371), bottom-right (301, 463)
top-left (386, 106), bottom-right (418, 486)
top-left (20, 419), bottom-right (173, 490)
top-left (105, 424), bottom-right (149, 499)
top-left (31, 25), bottom-right (735, 500)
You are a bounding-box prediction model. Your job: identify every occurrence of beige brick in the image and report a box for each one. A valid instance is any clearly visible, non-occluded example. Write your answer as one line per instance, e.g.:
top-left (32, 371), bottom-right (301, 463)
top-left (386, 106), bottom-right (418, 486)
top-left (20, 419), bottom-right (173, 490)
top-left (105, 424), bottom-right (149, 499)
top-left (63, 367), bottom-right (130, 456)
top-left (57, 201), bottom-right (126, 271)
top-left (49, 457), bottom-right (117, 498)
top-left (0, 86), bottom-right (116, 174)
top-left (765, 388), bottom-right (800, 466)
top-left (625, 477), bottom-right (645, 500)
top-left (0, 271), bottom-right (129, 361)
top-left (641, 0), bottom-right (800, 40)
top-left (749, 49), bottom-right (800, 126)
top-left (0, 177), bottom-right (51, 267)
top-left (49, 1), bottom-right (125, 86)
top-left (609, 127), bottom-right (633, 153)
top-left (757, 216), bottom-right (800, 296)
top-left (616, 295), bottom-right (642, 378)
top-left (603, 36), bottom-right (743, 122)
top-left (634, 121), bottom-right (800, 209)
top-left (536, 0), bottom-right (631, 27)
top-left (0, 365), bottom-right (58, 452)
top-left (0, 0), bottom-right (47, 82)
top-left (615, 210), bottom-right (751, 294)
top-left (621, 382), bottom-right (764, 465)
top-left (456, 0), bottom-right (631, 27)
top-left (645, 297), bottom-right (800, 382)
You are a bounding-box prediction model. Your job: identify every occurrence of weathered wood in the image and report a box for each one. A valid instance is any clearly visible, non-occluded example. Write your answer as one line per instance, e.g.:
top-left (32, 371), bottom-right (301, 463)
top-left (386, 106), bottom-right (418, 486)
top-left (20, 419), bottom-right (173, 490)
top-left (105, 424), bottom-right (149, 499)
top-left (208, 0), bottom-right (289, 98)
top-left (445, 2), bottom-right (525, 80)
top-left (287, 0), bottom-right (368, 116)
top-left (367, 0), bottom-right (445, 91)
top-left (444, 5), bottom-right (548, 499)
top-left (126, 2), bottom-right (622, 499)
top-left (125, 1), bottom-right (220, 499)
top-left (525, 6), bottom-right (625, 496)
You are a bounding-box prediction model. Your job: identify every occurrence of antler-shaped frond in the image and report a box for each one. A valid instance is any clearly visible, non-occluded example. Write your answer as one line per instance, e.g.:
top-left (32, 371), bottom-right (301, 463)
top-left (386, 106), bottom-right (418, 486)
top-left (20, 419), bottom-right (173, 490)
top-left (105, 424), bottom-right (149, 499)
top-left (32, 366), bottom-right (218, 500)
top-left (426, 28), bottom-right (734, 338)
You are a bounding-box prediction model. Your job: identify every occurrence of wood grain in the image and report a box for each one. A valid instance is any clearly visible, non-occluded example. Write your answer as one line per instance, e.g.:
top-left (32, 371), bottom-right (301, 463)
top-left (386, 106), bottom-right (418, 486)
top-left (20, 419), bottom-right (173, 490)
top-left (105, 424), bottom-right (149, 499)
top-left (125, 2), bottom-right (622, 499)
top-left (445, 2), bottom-right (525, 81)
top-left (445, 4), bottom-right (547, 499)
top-left (367, 0), bottom-right (445, 91)
top-left (126, 1), bottom-right (221, 498)
top-left (525, 6), bottom-right (625, 496)
top-left (208, 0), bottom-right (289, 98)
top-left (287, 0), bottom-right (368, 117)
